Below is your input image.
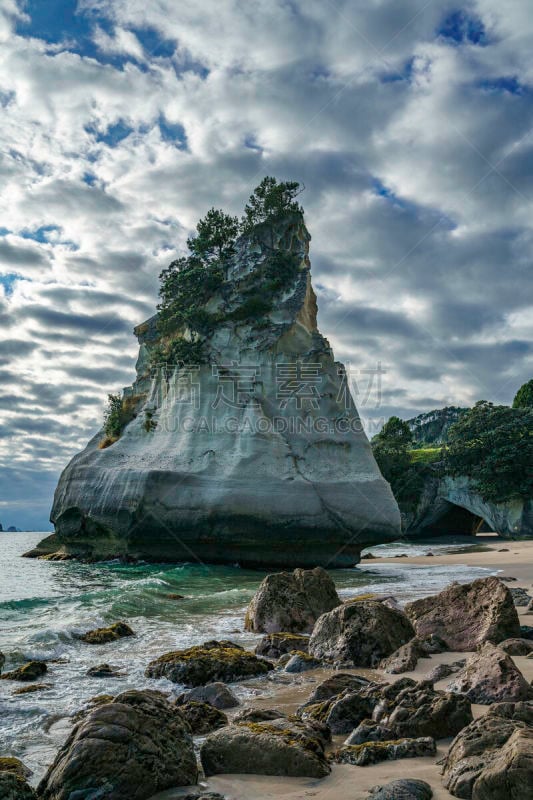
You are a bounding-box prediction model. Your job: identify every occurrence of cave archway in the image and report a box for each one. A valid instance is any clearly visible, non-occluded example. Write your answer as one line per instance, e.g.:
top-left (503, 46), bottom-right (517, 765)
top-left (420, 500), bottom-right (487, 537)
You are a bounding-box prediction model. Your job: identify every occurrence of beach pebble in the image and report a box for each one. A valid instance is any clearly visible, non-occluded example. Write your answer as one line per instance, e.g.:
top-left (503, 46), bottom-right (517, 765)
top-left (367, 779), bottom-right (433, 799)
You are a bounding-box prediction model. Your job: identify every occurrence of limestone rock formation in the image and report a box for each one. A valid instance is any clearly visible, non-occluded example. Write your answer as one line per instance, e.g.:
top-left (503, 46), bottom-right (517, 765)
top-left (442, 701), bottom-right (533, 798)
top-left (405, 577), bottom-right (521, 651)
top-left (446, 642), bottom-right (533, 703)
top-left (308, 600), bottom-right (415, 667)
top-left (244, 567), bottom-right (340, 633)
top-left (38, 689), bottom-right (197, 800)
top-left (37, 213), bottom-right (400, 566)
top-left (200, 716), bottom-right (331, 778)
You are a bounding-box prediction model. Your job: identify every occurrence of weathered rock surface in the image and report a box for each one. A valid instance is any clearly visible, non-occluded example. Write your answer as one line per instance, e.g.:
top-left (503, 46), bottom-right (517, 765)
top-left (442, 701), bottom-right (533, 798)
top-left (379, 638), bottom-right (429, 674)
top-left (0, 773), bottom-right (37, 800)
top-left (12, 683), bottom-right (52, 695)
top-left (176, 682), bottom-right (240, 710)
top-left (471, 727), bottom-right (533, 800)
top-left (344, 720), bottom-right (396, 745)
top-left (446, 643), bottom-right (533, 703)
top-left (86, 663), bottom-right (124, 677)
top-left (498, 637), bottom-right (533, 656)
top-left (405, 577), bottom-right (520, 651)
top-left (308, 600), bottom-right (415, 667)
top-left (305, 672), bottom-right (371, 705)
top-left (39, 214), bottom-right (400, 567)
top-left (301, 677), bottom-right (471, 739)
top-left (180, 701), bottom-right (228, 735)
top-left (200, 716), bottom-right (330, 778)
top-left (255, 632), bottom-right (310, 658)
top-left (78, 622), bottom-right (135, 644)
top-left (38, 689), bottom-right (197, 800)
top-left (330, 737), bottom-right (436, 766)
top-left (245, 567), bottom-right (340, 633)
top-left (145, 640), bottom-right (273, 687)
top-left (0, 661), bottom-right (47, 682)
top-left (283, 651), bottom-right (321, 673)
top-left (366, 779), bottom-right (433, 800)
top-left (426, 660), bottom-right (465, 682)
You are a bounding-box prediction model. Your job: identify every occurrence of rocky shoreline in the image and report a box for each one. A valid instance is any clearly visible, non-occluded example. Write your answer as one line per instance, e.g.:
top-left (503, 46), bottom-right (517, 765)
top-left (1, 556), bottom-right (533, 800)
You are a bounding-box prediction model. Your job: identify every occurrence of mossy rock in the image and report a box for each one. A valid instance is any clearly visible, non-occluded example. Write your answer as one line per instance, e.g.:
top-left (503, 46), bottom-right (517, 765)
top-left (255, 632), bottom-right (310, 659)
top-left (78, 622), bottom-right (135, 644)
top-left (0, 661), bottom-right (47, 682)
top-left (12, 683), bottom-right (52, 695)
top-left (146, 640), bottom-right (273, 687)
top-left (0, 759), bottom-right (30, 780)
top-left (0, 773), bottom-right (37, 800)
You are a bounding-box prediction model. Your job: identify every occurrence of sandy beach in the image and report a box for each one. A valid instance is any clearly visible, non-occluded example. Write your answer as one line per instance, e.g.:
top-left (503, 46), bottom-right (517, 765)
top-left (154, 537), bottom-right (533, 800)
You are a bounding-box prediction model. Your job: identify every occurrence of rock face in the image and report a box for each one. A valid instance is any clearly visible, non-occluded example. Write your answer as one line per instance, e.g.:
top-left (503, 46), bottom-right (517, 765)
top-left (499, 637), bottom-right (533, 656)
top-left (405, 577), bottom-right (521, 651)
top-left (0, 773), bottom-right (37, 800)
top-left (472, 727), bottom-right (533, 800)
top-left (404, 474), bottom-right (533, 539)
top-left (38, 689), bottom-right (197, 800)
top-left (200, 717), bottom-right (330, 778)
top-left (330, 737), bottom-right (436, 766)
top-left (446, 643), bottom-right (533, 703)
top-left (179, 701), bottom-right (228, 735)
top-left (245, 567), bottom-right (340, 633)
top-left (379, 638), bottom-right (429, 674)
top-left (39, 213), bottom-right (400, 567)
top-left (145, 640), bottom-right (273, 687)
top-left (255, 632), bottom-right (310, 658)
top-left (308, 600), bottom-right (415, 667)
top-left (442, 701), bottom-right (533, 798)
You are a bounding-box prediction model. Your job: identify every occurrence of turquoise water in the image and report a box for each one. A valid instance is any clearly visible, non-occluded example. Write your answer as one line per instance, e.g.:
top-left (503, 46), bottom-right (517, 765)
top-left (0, 532), bottom-right (496, 783)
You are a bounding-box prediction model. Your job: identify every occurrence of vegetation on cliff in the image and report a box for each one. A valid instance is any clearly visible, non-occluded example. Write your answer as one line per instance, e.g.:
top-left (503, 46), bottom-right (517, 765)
top-left (371, 417), bottom-right (432, 513)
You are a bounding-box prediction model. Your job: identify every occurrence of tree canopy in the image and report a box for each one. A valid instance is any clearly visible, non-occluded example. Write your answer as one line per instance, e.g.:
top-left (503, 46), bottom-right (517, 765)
top-left (513, 378), bottom-right (533, 409)
top-left (445, 400), bottom-right (533, 502)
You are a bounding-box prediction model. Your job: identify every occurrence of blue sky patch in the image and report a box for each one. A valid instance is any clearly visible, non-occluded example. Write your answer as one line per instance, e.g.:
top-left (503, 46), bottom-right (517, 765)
top-left (437, 10), bottom-right (487, 45)
top-left (21, 225), bottom-right (61, 244)
top-left (477, 76), bottom-right (527, 95)
top-left (87, 120), bottom-right (134, 147)
top-left (0, 273), bottom-right (24, 296)
top-left (158, 115), bottom-right (188, 148)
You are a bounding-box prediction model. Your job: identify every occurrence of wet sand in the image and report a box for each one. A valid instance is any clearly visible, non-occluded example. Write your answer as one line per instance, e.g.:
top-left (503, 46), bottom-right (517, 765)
top-left (153, 537), bottom-right (533, 800)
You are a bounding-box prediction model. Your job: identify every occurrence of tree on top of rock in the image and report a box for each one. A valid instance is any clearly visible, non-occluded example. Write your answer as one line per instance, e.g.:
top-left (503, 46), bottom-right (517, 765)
top-left (187, 207), bottom-right (239, 265)
top-left (240, 177), bottom-right (304, 233)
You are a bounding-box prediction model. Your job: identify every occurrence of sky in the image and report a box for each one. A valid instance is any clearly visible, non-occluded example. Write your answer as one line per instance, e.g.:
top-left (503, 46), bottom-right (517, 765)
top-left (0, 0), bottom-right (532, 530)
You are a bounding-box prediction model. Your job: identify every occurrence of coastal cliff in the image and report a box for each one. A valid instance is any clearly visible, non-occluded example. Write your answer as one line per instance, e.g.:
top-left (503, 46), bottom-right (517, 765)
top-left (33, 212), bottom-right (400, 566)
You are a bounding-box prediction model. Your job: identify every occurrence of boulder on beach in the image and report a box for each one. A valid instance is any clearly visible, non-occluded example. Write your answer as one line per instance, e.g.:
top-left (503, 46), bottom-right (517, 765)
top-left (366, 779), bottom-right (433, 800)
top-left (200, 716), bottom-right (331, 778)
top-left (176, 682), bottom-right (240, 710)
top-left (283, 650), bottom-right (321, 673)
top-left (244, 567), bottom-right (340, 634)
top-left (78, 621), bottom-right (135, 644)
top-left (425, 660), bottom-right (465, 683)
top-left (302, 677), bottom-right (472, 740)
top-left (308, 600), bottom-right (415, 667)
top-left (255, 632), bottom-right (310, 659)
top-left (446, 642), bottom-right (533, 703)
top-left (145, 640), bottom-right (273, 687)
top-left (180, 701), bottom-right (228, 735)
top-left (344, 720), bottom-right (396, 745)
top-left (442, 701), bottom-right (533, 798)
top-left (38, 689), bottom-right (197, 800)
top-left (0, 773), bottom-right (37, 800)
top-left (498, 637), bottom-right (533, 656)
top-left (330, 737), bottom-right (436, 766)
top-left (471, 727), bottom-right (533, 800)
top-left (405, 577), bottom-right (520, 651)
top-left (379, 637), bottom-right (429, 674)
top-left (305, 672), bottom-right (371, 705)
top-left (0, 661), bottom-right (47, 682)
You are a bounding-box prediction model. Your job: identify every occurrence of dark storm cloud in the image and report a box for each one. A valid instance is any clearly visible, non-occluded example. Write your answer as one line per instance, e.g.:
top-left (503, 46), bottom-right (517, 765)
top-left (0, 239), bottom-right (49, 267)
top-left (19, 306), bottom-right (132, 336)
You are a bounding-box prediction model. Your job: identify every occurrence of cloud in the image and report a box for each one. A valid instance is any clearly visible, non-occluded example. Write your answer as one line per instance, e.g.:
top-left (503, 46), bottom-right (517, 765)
top-left (0, 0), bottom-right (532, 528)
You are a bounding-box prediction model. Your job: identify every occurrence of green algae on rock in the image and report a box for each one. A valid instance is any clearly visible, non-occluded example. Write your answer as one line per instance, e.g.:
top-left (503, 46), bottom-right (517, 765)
top-left (78, 621), bottom-right (135, 644)
top-left (0, 661), bottom-right (47, 682)
top-left (146, 640), bottom-right (273, 687)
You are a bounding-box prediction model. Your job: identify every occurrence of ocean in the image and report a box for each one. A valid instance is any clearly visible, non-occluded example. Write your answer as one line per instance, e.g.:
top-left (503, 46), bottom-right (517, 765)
top-left (0, 531), bottom-right (496, 784)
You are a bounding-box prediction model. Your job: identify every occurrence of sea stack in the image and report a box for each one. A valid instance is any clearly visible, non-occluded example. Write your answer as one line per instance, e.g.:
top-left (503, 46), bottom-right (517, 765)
top-left (36, 212), bottom-right (400, 566)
